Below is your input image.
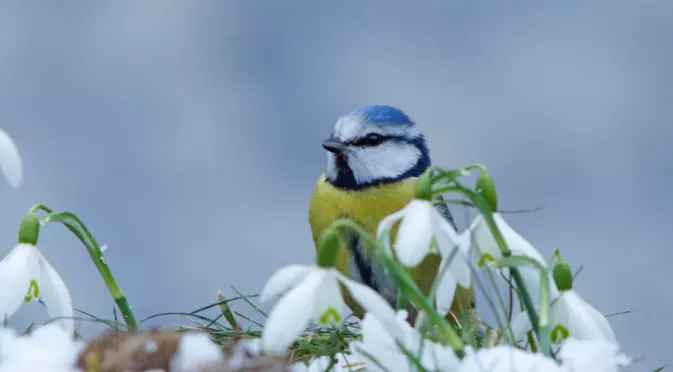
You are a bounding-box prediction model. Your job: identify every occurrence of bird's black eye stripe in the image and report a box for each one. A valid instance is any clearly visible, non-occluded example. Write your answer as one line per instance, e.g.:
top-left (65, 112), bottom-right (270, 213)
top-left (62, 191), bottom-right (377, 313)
top-left (350, 133), bottom-right (393, 147)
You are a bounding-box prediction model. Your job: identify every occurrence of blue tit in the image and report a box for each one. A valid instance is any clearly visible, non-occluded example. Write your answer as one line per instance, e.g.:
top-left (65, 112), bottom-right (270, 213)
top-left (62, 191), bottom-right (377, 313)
top-left (308, 105), bottom-right (476, 326)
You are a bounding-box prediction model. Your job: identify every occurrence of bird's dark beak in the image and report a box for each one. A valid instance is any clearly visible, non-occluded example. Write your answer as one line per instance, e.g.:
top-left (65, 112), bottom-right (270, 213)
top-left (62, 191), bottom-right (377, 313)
top-left (322, 137), bottom-right (346, 153)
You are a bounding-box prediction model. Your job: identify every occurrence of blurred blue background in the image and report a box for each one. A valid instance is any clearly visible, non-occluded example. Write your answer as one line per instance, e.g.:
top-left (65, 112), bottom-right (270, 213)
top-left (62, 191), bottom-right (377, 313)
top-left (1, 1), bottom-right (671, 368)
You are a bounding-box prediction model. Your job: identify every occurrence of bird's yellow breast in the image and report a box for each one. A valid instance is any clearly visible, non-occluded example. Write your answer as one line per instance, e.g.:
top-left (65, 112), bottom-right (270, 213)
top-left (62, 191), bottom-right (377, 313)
top-left (308, 174), bottom-right (416, 248)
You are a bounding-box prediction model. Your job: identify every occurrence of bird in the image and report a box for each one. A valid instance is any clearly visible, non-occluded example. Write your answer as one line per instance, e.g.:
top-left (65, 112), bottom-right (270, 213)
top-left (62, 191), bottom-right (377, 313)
top-left (308, 105), bottom-right (476, 327)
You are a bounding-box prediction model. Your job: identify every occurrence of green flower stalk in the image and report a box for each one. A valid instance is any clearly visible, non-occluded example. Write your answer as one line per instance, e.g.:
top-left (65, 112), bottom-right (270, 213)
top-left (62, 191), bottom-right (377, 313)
top-left (414, 169), bottom-right (434, 201)
top-left (29, 204), bottom-right (138, 331)
top-left (316, 228), bottom-right (341, 268)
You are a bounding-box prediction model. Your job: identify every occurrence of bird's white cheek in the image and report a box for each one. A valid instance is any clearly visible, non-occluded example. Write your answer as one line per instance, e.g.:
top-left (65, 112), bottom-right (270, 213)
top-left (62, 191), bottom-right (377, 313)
top-left (349, 143), bottom-right (421, 183)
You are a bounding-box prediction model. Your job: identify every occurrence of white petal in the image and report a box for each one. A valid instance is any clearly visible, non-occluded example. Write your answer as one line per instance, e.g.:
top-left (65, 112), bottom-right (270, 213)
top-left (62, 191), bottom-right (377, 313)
top-left (260, 264), bottom-right (312, 302)
top-left (310, 271), bottom-right (346, 325)
top-left (376, 204), bottom-right (409, 237)
top-left (420, 342), bottom-right (462, 371)
top-left (356, 313), bottom-right (410, 372)
top-left (553, 291), bottom-right (617, 344)
top-left (583, 300), bottom-right (618, 344)
top-left (261, 270), bottom-right (322, 356)
top-left (377, 205), bottom-right (408, 256)
top-left (435, 213), bottom-right (460, 252)
top-left (0, 128), bottom-right (23, 189)
top-left (471, 215), bottom-right (503, 261)
top-left (435, 269), bottom-right (458, 316)
top-left (492, 214), bottom-right (546, 264)
top-left (0, 244), bottom-right (37, 322)
top-left (443, 244), bottom-right (472, 288)
top-left (395, 200), bottom-right (436, 267)
top-left (559, 338), bottom-right (631, 371)
top-left (457, 345), bottom-right (563, 372)
top-left (37, 253), bottom-right (74, 333)
top-left (337, 273), bottom-right (406, 341)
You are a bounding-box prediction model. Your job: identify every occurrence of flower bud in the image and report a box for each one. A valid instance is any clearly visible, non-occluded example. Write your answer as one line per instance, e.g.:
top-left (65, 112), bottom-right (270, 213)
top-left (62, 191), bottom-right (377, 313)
top-left (476, 172), bottom-right (498, 212)
top-left (18, 213), bottom-right (40, 246)
top-left (414, 169), bottom-right (433, 201)
top-left (552, 258), bottom-right (573, 292)
top-left (317, 228), bottom-right (341, 268)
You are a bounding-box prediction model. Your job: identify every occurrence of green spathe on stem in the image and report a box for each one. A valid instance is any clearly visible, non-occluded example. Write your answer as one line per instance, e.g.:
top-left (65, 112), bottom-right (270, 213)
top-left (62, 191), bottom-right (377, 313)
top-left (33, 205), bottom-right (138, 331)
top-left (414, 169), bottom-right (433, 201)
top-left (18, 213), bottom-right (40, 245)
top-left (552, 254), bottom-right (573, 292)
top-left (317, 228), bottom-right (340, 268)
top-left (475, 172), bottom-right (498, 212)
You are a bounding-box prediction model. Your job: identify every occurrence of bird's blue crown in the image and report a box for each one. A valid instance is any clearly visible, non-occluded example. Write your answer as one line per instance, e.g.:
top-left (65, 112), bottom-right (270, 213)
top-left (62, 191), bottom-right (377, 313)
top-left (350, 105), bottom-right (415, 127)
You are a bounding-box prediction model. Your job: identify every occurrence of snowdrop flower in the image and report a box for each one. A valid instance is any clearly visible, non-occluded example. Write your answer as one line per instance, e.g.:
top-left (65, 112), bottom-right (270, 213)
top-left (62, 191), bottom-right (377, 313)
top-left (511, 257), bottom-right (618, 347)
top-left (471, 212), bottom-right (559, 300)
top-left (260, 264), bottom-right (402, 357)
top-left (350, 309), bottom-right (462, 372)
top-left (0, 128), bottom-right (23, 188)
top-left (260, 228), bottom-right (407, 356)
top-left (510, 288), bottom-right (617, 346)
top-left (377, 198), bottom-right (466, 268)
top-left (377, 198), bottom-right (472, 315)
top-left (457, 344), bottom-right (563, 372)
top-left (0, 214), bottom-right (74, 333)
top-left (558, 338), bottom-right (631, 371)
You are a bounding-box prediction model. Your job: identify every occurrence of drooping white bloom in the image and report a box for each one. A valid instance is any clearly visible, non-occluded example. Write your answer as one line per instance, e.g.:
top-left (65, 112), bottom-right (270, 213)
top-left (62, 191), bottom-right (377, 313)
top-left (470, 212), bottom-right (559, 300)
top-left (459, 338), bottom-right (629, 372)
top-left (377, 199), bottom-right (461, 267)
top-left (377, 199), bottom-right (472, 316)
top-left (260, 264), bottom-right (403, 356)
top-left (558, 338), bottom-right (631, 371)
top-left (510, 289), bottom-right (618, 345)
top-left (0, 323), bottom-right (85, 372)
top-left (457, 344), bottom-right (563, 372)
top-left (0, 244), bottom-right (74, 333)
top-left (0, 128), bottom-right (23, 189)
top-left (349, 310), bottom-right (462, 372)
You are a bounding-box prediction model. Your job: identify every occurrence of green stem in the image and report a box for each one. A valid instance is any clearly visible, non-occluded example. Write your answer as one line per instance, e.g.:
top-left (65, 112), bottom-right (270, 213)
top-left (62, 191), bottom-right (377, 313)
top-left (331, 219), bottom-right (466, 358)
top-left (463, 163), bottom-right (488, 174)
top-left (33, 206), bottom-right (138, 331)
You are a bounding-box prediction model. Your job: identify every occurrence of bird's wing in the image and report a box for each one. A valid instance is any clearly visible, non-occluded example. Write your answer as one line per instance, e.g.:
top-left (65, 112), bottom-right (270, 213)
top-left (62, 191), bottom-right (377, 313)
top-left (429, 168), bottom-right (458, 230)
top-left (434, 193), bottom-right (457, 230)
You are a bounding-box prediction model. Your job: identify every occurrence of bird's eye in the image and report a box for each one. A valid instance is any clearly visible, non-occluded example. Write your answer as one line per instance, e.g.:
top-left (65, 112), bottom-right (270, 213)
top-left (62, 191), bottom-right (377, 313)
top-left (363, 133), bottom-right (382, 146)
